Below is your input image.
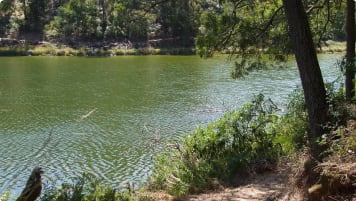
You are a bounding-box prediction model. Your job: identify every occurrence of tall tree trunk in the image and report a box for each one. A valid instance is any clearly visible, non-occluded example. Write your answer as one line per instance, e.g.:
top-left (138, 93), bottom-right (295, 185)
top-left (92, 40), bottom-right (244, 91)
top-left (346, 0), bottom-right (355, 102)
top-left (99, 0), bottom-right (107, 40)
top-left (282, 0), bottom-right (328, 157)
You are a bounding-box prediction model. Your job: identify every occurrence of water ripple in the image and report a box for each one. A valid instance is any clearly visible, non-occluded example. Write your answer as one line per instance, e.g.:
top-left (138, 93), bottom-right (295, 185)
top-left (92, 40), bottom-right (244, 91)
top-left (0, 54), bottom-right (343, 197)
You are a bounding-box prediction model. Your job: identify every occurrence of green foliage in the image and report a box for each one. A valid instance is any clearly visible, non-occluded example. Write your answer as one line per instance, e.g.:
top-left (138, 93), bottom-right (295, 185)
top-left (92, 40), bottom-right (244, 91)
top-left (196, 0), bottom-right (289, 58)
top-left (195, 0), bottom-right (345, 71)
top-left (6, 14), bottom-right (24, 38)
top-left (151, 94), bottom-right (281, 196)
top-left (155, 0), bottom-right (196, 44)
top-left (44, 0), bottom-right (153, 42)
top-left (1, 0), bottom-right (347, 50)
top-left (40, 173), bottom-right (131, 201)
top-left (275, 88), bottom-right (309, 153)
top-left (0, 0), bottom-right (12, 11)
top-left (231, 57), bottom-right (267, 79)
top-left (195, 11), bottom-right (221, 57)
top-left (24, 0), bottom-right (45, 31)
top-left (195, 0), bottom-right (293, 80)
top-left (328, 9), bottom-right (347, 41)
top-left (317, 94), bottom-right (356, 160)
top-left (0, 191), bottom-right (10, 201)
top-left (275, 80), bottom-right (353, 154)
top-left (0, 0), bottom-right (12, 35)
top-left (307, 0), bottom-right (344, 45)
top-left (324, 81), bottom-right (351, 126)
top-left (45, 0), bottom-right (102, 41)
top-left (327, 128), bottom-right (356, 162)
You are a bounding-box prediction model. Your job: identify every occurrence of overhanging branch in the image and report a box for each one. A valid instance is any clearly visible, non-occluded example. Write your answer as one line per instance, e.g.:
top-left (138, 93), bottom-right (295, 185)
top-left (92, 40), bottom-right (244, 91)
top-left (256, 5), bottom-right (284, 39)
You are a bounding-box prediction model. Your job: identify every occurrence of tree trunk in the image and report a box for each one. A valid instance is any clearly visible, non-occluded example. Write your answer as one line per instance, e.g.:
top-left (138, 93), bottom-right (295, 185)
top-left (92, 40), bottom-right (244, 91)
top-left (282, 0), bottom-right (328, 157)
top-left (99, 0), bottom-right (107, 40)
top-left (346, 0), bottom-right (355, 102)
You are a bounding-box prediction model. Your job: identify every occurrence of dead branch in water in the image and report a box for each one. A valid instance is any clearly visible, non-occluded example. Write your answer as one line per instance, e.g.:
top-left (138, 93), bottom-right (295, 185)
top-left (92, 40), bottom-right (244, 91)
top-left (78, 108), bottom-right (97, 121)
top-left (33, 128), bottom-right (54, 158)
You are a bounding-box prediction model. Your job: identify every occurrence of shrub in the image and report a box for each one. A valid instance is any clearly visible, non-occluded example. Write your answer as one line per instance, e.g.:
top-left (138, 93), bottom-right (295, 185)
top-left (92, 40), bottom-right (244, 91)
top-left (275, 88), bottom-right (309, 153)
top-left (150, 94), bottom-right (281, 196)
top-left (275, 81), bottom-right (353, 154)
top-left (40, 173), bottom-right (131, 201)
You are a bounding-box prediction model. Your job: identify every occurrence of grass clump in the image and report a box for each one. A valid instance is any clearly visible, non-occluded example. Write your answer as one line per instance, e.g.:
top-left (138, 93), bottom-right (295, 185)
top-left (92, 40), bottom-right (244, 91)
top-left (150, 94), bottom-right (282, 196)
top-left (39, 173), bottom-right (151, 201)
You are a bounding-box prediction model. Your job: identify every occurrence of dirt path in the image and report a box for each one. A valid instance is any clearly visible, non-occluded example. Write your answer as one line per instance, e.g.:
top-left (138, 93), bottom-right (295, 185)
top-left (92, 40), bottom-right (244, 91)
top-left (146, 170), bottom-right (291, 201)
top-left (184, 171), bottom-right (289, 201)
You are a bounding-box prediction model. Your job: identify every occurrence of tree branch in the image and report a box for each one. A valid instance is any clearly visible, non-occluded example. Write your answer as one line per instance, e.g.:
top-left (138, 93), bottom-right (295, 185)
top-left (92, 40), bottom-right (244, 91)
top-left (220, 0), bottom-right (248, 48)
top-left (256, 5), bottom-right (284, 39)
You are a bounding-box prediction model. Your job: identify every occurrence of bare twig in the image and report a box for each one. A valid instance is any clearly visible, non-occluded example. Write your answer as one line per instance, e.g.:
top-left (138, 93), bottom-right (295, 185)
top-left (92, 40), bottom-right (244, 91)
top-left (78, 108), bottom-right (97, 121)
top-left (32, 128), bottom-right (54, 158)
top-left (142, 123), bottom-right (165, 153)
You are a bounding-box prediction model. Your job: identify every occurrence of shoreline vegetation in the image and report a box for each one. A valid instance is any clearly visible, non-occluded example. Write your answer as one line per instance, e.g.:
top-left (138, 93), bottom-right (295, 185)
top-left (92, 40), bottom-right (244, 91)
top-left (1, 0), bottom-right (353, 200)
top-left (0, 38), bottom-right (346, 57)
top-left (0, 40), bottom-right (354, 201)
top-left (2, 89), bottom-right (355, 201)
top-left (0, 38), bottom-right (196, 56)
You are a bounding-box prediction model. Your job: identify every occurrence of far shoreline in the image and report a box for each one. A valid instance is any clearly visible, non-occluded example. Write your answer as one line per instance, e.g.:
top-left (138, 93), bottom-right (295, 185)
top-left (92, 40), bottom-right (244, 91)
top-left (0, 37), bottom-right (197, 57)
top-left (0, 39), bottom-right (346, 57)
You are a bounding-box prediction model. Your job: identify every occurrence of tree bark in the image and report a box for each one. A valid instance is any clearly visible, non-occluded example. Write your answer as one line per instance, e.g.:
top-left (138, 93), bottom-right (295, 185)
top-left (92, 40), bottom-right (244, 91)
top-left (346, 0), bottom-right (355, 102)
top-left (282, 0), bottom-right (328, 157)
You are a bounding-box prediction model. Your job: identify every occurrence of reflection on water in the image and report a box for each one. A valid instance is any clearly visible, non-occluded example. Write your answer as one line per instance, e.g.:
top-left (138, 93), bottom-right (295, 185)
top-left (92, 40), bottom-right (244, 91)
top-left (0, 54), bottom-right (343, 196)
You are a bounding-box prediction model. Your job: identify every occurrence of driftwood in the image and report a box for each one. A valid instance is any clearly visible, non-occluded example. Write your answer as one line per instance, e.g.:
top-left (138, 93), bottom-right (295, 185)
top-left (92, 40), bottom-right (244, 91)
top-left (16, 167), bottom-right (43, 201)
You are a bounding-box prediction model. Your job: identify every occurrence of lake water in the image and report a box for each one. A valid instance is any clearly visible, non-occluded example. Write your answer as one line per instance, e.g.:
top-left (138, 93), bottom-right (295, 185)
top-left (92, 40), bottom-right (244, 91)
top-left (0, 54), bottom-right (343, 196)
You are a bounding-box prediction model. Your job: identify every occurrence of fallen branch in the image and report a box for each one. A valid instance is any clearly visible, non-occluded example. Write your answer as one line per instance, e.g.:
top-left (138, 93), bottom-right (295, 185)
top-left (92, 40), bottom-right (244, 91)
top-left (78, 108), bottom-right (97, 121)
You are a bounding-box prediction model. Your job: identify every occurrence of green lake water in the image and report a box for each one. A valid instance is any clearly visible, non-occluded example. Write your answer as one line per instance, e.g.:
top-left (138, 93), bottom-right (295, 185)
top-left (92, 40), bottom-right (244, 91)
top-left (0, 54), bottom-right (343, 196)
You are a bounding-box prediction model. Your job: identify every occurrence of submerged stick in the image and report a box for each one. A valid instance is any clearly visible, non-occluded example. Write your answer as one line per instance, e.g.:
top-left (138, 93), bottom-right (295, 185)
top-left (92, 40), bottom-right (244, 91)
top-left (32, 128), bottom-right (53, 158)
top-left (78, 108), bottom-right (97, 121)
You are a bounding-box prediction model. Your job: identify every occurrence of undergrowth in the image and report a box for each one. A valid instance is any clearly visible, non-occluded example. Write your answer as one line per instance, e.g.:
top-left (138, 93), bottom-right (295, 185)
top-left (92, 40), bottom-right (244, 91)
top-left (275, 81), bottom-right (356, 200)
top-left (149, 81), bottom-right (355, 197)
top-left (275, 80), bottom-right (354, 154)
top-left (39, 174), bottom-right (153, 201)
top-left (149, 94), bottom-right (282, 196)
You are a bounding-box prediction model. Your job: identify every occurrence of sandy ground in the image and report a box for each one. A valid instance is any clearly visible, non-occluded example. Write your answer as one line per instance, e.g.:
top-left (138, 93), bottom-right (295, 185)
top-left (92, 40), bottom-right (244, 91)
top-left (185, 171), bottom-right (289, 201)
top-left (146, 170), bottom-right (290, 201)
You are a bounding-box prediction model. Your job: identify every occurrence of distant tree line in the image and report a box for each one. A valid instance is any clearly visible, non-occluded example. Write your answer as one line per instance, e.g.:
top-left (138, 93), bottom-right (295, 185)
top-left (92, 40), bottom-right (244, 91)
top-left (0, 0), bottom-right (348, 47)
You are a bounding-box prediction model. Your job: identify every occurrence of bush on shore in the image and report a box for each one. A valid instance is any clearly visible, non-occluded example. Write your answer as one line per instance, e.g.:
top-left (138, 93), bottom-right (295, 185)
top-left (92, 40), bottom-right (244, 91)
top-left (39, 173), bottom-right (154, 201)
top-left (149, 94), bottom-right (282, 196)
